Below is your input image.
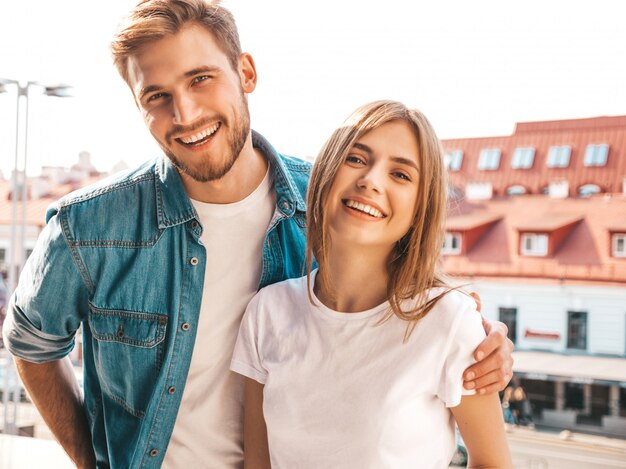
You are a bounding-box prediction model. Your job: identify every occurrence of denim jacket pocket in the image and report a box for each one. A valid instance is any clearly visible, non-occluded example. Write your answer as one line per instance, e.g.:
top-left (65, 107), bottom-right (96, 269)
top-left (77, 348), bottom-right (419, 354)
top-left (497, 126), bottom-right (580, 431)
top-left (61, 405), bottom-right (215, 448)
top-left (88, 305), bottom-right (167, 418)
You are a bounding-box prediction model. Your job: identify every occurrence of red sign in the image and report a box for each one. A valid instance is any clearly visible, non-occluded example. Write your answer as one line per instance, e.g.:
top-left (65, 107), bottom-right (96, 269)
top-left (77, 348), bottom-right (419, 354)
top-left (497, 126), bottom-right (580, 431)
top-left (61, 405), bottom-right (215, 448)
top-left (524, 329), bottom-right (560, 340)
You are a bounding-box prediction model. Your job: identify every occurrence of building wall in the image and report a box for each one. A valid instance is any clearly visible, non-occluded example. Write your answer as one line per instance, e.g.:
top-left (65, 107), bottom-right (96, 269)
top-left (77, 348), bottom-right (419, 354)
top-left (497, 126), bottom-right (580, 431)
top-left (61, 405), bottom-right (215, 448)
top-left (465, 280), bottom-right (626, 356)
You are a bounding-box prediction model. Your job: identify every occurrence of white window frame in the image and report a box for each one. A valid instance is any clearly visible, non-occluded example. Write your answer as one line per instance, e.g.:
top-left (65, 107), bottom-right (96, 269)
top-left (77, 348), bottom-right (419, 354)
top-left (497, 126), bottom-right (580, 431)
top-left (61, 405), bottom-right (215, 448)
top-left (507, 185), bottom-right (527, 196)
top-left (511, 147), bottom-right (535, 169)
top-left (478, 149), bottom-right (501, 170)
top-left (583, 144), bottom-right (609, 167)
top-left (444, 150), bottom-right (463, 171)
top-left (547, 145), bottom-right (571, 168)
top-left (520, 233), bottom-right (549, 257)
top-left (612, 233), bottom-right (626, 258)
top-left (578, 184), bottom-right (601, 198)
top-left (442, 232), bottom-right (462, 255)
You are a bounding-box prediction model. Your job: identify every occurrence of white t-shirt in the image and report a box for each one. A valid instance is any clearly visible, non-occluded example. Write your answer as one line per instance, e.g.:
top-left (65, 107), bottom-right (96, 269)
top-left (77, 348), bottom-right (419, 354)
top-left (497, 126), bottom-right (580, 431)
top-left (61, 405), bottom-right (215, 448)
top-left (163, 169), bottom-right (275, 468)
top-left (231, 273), bottom-right (485, 469)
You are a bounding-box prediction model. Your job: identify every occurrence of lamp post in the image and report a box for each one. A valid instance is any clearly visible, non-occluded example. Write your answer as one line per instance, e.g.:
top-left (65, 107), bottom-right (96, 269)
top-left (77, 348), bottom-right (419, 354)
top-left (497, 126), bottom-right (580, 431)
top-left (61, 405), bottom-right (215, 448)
top-left (0, 79), bottom-right (72, 293)
top-left (0, 77), bottom-right (72, 435)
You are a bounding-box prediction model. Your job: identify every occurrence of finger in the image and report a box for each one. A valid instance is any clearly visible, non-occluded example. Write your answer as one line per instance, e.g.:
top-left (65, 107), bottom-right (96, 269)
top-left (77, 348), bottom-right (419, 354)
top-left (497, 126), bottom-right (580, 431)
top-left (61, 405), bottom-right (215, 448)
top-left (464, 369), bottom-right (513, 394)
top-left (469, 292), bottom-right (482, 313)
top-left (464, 349), bottom-right (512, 382)
top-left (473, 332), bottom-right (501, 362)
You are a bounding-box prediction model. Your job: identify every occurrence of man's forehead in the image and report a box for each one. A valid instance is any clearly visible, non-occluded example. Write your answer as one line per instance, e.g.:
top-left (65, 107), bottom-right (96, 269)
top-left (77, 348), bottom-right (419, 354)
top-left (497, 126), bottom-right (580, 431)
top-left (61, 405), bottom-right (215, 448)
top-left (126, 24), bottom-right (231, 93)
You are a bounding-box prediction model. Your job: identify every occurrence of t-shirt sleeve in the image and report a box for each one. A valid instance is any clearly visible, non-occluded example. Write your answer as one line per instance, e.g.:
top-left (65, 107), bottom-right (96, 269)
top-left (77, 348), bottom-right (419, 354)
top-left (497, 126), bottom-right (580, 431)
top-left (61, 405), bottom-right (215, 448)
top-left (230, 292), bottom-right (268, 385)
top-left (3, 208), bottom-right (89, 363)
top-left (437, 301), bottom-right (486, 408)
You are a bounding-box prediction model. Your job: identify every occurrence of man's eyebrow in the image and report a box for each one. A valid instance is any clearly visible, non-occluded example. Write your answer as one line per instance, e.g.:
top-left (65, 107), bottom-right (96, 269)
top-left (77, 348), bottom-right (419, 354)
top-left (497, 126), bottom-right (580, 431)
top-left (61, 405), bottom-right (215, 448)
top-left (139, 85), bottom-right (162, 101)
top-left (353, 142), bottom-right (419, 171)
top-left (139, 66), bottom-right (221, 101)
top-left (183, 65), bottom-right (221, 78)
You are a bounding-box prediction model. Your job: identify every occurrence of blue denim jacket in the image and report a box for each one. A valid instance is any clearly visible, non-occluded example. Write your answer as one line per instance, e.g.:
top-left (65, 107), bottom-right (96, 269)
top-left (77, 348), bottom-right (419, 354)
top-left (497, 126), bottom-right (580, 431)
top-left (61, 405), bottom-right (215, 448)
top-left (3, 131), bottom-right (311, 468)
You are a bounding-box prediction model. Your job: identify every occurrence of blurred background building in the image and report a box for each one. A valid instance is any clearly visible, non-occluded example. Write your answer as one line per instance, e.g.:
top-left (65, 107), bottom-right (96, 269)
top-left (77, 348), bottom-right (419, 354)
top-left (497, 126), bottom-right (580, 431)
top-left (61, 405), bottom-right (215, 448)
top-left (441, 115), bottom-right (626, 438)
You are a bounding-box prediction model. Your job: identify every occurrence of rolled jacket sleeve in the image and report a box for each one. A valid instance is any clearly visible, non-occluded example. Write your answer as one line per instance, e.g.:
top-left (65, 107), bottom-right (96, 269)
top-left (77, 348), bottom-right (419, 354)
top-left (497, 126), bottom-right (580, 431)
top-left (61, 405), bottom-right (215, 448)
top-left (2, 207), bottom-right (89, 363)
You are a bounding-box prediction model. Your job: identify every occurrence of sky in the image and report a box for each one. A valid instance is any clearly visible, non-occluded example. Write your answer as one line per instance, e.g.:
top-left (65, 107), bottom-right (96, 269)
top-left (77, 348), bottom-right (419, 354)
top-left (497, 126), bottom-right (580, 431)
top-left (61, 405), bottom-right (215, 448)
top-left (0, 0), bottom-right (625, 177)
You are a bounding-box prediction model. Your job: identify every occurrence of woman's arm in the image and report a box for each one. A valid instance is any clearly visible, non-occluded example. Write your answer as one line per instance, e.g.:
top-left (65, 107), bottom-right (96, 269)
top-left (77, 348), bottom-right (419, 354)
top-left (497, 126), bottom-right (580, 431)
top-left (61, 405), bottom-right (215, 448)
top-left (243, 377), bottom-right (271, 469)
top-left (451, 393), bottom-right (513, 469)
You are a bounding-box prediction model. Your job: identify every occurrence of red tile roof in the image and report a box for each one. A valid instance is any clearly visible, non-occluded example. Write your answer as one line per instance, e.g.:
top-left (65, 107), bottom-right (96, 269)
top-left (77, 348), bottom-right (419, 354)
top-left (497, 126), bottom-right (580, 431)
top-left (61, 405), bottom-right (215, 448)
top-left (443, 115), bottom-right (626, 197)
top-left (0, 176), bottom-right (103, 227)
top-left (442, 194), bottom-right (626, 285)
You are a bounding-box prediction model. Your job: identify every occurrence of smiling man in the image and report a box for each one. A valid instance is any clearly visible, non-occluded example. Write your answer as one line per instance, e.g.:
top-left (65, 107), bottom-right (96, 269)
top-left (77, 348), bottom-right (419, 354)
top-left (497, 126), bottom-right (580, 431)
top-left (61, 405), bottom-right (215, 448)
top-left (2, 1), bottom-right (513, 468)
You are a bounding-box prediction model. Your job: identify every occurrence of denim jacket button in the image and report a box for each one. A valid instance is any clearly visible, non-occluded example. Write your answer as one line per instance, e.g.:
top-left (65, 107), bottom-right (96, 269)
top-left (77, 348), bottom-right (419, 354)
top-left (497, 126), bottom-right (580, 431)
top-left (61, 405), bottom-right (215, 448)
top-left (150, 449), bottom-right (159, 457)
top-left (191, 220), bottom-right (198, 229)
top-left (181, 323), bottom-right (190, 331)
top-left (168, 386), bottom-right (176, 394)
top-left (190, 257), bottom-right (199, 266)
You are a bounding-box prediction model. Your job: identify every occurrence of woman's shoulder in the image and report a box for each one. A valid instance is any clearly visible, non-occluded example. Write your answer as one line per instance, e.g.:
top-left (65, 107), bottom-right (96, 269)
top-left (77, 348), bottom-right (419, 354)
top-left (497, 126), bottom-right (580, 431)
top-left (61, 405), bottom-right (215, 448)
top-left (416, 287), bottom-right (481, 329)
top-left (248, 274), bottom-right (309, 317)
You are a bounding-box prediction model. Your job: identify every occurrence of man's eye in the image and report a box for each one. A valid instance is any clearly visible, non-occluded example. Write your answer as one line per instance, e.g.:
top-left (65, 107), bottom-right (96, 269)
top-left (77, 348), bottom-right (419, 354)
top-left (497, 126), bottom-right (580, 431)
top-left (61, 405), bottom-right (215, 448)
top-left (193, 75), bottom-right (211, 84)
top-left (147, 93), bottom-right (165, 103)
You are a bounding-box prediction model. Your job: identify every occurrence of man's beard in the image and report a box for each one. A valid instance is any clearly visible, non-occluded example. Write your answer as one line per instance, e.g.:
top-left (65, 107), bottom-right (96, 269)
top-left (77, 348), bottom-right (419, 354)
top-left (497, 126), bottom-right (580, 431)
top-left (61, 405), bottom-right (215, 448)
top-left (163, 95), bottom-right (251, 183)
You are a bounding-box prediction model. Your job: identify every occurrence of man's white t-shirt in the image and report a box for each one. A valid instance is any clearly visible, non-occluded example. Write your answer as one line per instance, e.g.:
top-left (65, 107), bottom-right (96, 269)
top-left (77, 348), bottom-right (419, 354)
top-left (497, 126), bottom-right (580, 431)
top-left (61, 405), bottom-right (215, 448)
top-left (231, 273), bottom-right (485, 469)
top-left (163, 169), bottom-right (275, 468)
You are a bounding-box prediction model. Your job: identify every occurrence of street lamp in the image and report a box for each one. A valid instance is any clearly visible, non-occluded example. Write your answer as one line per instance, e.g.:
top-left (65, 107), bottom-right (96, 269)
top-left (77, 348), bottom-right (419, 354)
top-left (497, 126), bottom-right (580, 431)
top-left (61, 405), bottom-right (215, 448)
top-left (0, 79), bottom-right (72, 294)
top-left (0, 78), bottom-right (72, 436)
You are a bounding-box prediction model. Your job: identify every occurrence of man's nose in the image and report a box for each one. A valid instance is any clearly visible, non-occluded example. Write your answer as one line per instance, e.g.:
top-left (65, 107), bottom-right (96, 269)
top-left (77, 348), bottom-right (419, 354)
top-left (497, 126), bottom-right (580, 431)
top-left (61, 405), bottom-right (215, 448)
top-left (172, 93), bottom-right (202, 125)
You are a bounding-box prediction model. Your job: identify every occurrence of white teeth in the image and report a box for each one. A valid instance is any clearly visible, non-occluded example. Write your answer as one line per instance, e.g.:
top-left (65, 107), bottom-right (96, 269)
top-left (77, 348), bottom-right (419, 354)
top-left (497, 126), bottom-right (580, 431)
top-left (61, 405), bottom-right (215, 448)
top-left (344, 199), bottom-right (385, 218)
top-left (180, 123), bottom-right (220, 144)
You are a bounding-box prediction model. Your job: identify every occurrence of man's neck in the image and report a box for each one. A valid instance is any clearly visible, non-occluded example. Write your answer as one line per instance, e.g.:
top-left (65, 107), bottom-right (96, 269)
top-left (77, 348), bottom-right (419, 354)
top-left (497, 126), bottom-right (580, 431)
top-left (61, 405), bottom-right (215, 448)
top-left (181, 136), bottom-right (268, 204)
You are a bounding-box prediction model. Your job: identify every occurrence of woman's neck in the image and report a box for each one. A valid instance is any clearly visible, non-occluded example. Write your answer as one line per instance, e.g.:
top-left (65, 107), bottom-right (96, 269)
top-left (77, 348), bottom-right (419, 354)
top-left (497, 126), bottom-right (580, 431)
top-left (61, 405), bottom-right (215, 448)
top-left (315, 243), bottom-right (391, 313)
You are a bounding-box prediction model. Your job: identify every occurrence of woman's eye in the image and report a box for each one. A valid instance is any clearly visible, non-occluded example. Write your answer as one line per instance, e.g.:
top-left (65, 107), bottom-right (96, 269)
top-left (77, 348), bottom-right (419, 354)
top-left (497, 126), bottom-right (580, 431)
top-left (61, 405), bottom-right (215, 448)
top-left (346, 155), bottom-right (365, 165)
top-left (393, 171), bottom-right (411, 182)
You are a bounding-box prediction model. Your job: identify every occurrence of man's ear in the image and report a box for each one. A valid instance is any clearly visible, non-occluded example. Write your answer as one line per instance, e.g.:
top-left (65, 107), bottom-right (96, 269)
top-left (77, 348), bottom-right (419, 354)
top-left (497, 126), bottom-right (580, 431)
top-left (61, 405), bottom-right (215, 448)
top-left (238, 52), bottom-right (257, 93)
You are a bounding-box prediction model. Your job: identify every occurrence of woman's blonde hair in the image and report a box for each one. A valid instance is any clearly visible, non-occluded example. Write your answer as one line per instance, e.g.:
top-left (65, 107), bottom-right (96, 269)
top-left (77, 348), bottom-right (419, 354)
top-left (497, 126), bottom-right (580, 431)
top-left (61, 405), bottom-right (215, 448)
top-left (306, 100), bottom-right (452, 341)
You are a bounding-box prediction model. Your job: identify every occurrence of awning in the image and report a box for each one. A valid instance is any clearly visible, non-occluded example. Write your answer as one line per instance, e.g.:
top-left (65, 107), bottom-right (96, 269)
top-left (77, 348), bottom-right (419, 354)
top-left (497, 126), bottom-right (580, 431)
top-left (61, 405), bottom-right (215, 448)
top-left (512, 351), bottom-right (626, 387)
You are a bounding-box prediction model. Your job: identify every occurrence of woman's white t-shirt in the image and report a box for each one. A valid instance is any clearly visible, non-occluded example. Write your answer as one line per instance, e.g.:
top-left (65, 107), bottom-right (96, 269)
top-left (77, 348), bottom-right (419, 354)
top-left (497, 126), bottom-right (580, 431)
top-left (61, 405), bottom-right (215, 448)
top-left (230, 273), bottom-right (485, 469)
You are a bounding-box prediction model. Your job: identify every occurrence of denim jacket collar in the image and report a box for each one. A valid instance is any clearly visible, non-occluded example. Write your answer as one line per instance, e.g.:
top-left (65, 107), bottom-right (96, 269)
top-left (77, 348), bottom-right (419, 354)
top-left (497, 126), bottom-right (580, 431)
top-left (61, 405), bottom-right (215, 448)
top-left (154, 129), bottom-right (307, 229)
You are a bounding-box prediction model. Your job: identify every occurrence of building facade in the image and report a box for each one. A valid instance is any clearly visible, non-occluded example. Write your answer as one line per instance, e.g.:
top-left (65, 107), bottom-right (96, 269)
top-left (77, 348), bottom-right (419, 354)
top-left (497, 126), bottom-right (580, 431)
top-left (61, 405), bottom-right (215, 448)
top-left (441, 115), bottom-right (626, 437)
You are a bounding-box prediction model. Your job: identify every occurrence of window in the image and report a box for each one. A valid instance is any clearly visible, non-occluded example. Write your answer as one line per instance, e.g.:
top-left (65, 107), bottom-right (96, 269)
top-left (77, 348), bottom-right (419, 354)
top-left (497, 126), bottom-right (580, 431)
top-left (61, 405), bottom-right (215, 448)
top-left (613, 234), bottom-right (626, 258)
top-left (478, 149), bottom-right (501, 170)
top-left (567, 311), bottom-right (587, 350)
top-left (584, 144), bottom-right (609, 167)
top-left (442, 232), bottom-right (462, 255)
top-left (444, 150), bottom-right (463, 171)
top-left (578, 184), bottom-right (601, 198)
top-left (0, 247), bottom-right (5, 269)
top-left (24, 249), bottom-right (33, 263)
top-left (511, 147), bottom-right (535, 169)
top-left (547, 145), bottom-right (571, 168)
top-left (499, 307), bottom-right (517, 345)
top-left (520, 233), bottom-right (548, 256)
top-left (466, 182), bottom-right (493, 200)
top-left (507, 185), bottom-right (527, 196)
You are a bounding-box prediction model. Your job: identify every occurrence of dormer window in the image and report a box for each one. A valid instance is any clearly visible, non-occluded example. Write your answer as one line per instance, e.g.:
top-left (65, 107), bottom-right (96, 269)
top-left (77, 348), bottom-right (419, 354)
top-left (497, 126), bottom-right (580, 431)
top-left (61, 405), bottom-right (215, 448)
top-left (547, 145), bottom-right (571, 168)
top-left (584, 144), bottom-right (609, 167)
top-left (507, 185), bottom-right (527, 196)
top-left (511, 147), bottom-right (535, 169)
top-left (442, 232), bottom-right (462, 255)
top-left (613, 233), bottom-right (626, 258)
top-left (444, 150), bottom-right (463, 171)
top-left (478, 149), bottom-right (501, 170)
top-left (520, 233), bottom-right (548, 257)
top-left (578, 184), bottom-right (601, 198)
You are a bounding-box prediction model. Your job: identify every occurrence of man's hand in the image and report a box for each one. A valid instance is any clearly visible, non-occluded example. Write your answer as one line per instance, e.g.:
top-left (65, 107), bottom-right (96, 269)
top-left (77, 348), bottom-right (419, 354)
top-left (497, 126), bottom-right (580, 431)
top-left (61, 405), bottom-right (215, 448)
top-left (463, 293), bottom-right (514, 394)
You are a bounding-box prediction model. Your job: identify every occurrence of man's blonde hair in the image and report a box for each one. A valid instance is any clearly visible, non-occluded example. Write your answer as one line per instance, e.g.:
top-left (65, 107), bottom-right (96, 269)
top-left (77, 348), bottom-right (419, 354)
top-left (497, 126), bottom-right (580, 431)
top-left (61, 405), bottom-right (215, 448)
top-left (306, 100), bottom-right (453, 341)
top-left (111, 0), bottom-right (241, 86)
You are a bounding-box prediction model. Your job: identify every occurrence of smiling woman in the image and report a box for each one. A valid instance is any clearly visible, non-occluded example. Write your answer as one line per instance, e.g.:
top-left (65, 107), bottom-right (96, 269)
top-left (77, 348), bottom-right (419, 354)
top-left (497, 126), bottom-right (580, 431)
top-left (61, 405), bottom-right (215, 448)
top-left (230, 100), bottom-right (513, 469)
